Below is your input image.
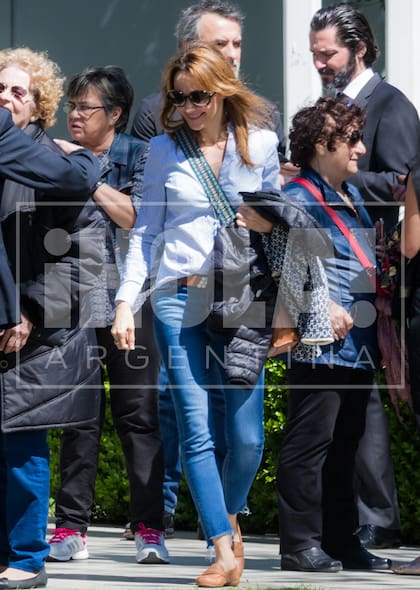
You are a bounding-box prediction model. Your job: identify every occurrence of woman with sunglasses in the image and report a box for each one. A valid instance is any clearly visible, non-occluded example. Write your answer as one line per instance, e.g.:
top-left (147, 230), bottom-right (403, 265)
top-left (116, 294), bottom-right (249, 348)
top-left (0, 48), bottom-right (103, 589)
top-left (47, 66), bottom-right (168, 566)
top-left (240, 97), bottom-right (389, 573)
top-left (112, 42), bottom-right (280, 587)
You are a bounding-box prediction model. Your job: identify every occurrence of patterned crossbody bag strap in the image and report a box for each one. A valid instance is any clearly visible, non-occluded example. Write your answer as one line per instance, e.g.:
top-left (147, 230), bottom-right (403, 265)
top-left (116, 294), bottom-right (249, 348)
top-left (175, 125), bottom-right (236, 225)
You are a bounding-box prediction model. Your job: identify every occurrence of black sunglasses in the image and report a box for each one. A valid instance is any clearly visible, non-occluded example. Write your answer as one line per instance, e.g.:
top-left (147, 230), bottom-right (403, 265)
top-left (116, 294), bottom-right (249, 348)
top-left (341, 130), bottom-right (363, 145)
top-left (167, 90), bottom-right (216, 107)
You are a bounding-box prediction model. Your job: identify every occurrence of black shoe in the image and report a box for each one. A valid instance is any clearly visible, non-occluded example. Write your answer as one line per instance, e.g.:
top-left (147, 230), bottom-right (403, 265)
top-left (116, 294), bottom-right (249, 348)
top-left (163, 511), bottom-right (175, 539)
top-left (0, 568), bottom-right (47, 589)
top-left (281, 547), bottom-right (343, 572)
top-left (357, 524), bottom-right (401, 549)
top-left (337, 546), bottom-right (391, 570)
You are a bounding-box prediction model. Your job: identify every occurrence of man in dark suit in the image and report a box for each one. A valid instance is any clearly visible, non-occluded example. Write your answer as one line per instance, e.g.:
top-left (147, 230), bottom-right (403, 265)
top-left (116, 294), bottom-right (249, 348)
top-left (309, 2), bottom-right (420, 550)
top-left (131, 0), bottom-right (287, 160)
top-left (0, 106), bottom-right (100, 328)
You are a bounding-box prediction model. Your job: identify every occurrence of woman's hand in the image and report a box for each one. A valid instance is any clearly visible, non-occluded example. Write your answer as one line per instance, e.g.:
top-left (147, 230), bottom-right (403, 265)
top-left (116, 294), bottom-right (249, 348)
top-left (0, 313), bottom-right (33, 354)
top-left (236, 204), bottom-right (273, 233)
top-left (111, 302), bottom-right (135, 350)
top-left (280, 161), bottom-right (300, 187)
top-left (328, 300), bottom-right (353, 341)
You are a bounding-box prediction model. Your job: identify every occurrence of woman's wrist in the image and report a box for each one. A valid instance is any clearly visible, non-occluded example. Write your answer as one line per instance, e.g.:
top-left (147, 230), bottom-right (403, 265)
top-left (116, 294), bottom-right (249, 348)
top-left (115, 300), bottom-right (131, 309)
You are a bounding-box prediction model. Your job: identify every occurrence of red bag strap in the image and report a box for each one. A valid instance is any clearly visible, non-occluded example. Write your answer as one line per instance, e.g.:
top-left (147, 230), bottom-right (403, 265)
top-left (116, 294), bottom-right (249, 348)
top-left (291, 177), bottom-right (373, 271)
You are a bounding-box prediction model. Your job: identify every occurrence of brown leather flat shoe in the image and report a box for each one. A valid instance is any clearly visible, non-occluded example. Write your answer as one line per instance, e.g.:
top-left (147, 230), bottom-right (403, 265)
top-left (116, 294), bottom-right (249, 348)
top-left (392, 556), bottom-right (420, 575)
top-left (232, 524), bottom-right (245, 574)
top-left (196, 562), bottom-right (240, 587)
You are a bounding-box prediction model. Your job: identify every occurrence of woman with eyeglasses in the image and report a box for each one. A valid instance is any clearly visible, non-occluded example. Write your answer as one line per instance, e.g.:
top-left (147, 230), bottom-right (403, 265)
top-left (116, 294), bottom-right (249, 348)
top-left (0, 47), bottom-right (104, 589)
top-left (112, 43), bottom-right (280, 587)
top-left (240, 97), bottom-right (389, 573)
top-left (47, 66), bottom-right (168, 566)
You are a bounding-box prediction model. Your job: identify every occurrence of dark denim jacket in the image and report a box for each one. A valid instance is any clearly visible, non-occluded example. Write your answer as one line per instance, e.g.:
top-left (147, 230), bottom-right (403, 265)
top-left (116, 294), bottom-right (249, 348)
top-left (98, 132), bottom-right (148, 270)
top-left (283, 168), bottom-right (380, 372)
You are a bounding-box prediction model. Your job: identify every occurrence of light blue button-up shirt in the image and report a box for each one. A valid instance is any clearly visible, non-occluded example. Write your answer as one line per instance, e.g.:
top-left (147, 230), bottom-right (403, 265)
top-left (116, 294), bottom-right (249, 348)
top-left (117, 125), bottom-right (280, 307)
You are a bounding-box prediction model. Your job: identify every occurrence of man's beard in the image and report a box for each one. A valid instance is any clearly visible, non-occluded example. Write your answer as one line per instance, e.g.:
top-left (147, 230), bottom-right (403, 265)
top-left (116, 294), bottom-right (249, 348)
top-left (319, 54), bottom-right (356, 97)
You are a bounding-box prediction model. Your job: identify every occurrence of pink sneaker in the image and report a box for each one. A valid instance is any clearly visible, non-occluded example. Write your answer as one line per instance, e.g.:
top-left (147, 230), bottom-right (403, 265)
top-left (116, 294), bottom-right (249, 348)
top-left (47, 527), bottom-right (89, 561)
top-left (135, 523), bottom-right (170, 563)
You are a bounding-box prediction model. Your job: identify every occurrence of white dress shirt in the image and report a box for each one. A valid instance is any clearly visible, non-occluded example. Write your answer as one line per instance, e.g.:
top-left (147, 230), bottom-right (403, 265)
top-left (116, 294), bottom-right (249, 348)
top-left (343, 67), bottom-right (375, 101)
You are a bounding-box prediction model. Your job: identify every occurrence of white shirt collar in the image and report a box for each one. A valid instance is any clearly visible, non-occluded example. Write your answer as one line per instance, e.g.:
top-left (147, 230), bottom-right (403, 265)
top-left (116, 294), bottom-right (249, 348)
top-left (343, 68), bottom-right (374, 100)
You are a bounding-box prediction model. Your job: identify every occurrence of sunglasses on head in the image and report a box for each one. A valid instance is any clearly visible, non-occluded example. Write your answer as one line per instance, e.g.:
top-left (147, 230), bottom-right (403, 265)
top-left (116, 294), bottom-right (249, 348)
top-left (167, 90), bottom-right (215, 107)
top-left (341, 130), bottom-right (363, 145)
top-left (0, 81), bottom-right (29, 101)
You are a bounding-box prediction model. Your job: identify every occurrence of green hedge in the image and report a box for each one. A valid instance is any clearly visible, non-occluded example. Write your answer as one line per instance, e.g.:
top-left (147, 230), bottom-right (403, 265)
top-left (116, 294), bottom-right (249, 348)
top-left (48, 359), bottom-right (420, 542)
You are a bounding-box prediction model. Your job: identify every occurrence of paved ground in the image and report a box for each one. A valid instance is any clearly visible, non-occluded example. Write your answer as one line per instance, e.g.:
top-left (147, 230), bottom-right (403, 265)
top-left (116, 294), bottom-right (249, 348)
top-left (41, 525), bottom-right (420, 589)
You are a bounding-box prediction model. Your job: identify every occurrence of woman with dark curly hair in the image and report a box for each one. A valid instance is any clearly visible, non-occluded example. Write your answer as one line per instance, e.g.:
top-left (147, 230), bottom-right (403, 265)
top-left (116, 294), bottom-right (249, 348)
top-left (241, 96), bottom-right (390, 573)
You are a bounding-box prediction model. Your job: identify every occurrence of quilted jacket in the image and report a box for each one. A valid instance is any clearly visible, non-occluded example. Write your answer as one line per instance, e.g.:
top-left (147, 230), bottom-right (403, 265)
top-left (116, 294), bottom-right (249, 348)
top-left (0, 123), bottom-right (103, 432)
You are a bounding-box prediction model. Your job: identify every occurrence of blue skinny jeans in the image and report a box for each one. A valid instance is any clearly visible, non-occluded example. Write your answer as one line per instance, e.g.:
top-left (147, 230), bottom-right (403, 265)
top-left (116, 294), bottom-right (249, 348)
top-left (152, 283), bottom-right (264, 542)
top-left (159, 362), bottom-right (227, 515)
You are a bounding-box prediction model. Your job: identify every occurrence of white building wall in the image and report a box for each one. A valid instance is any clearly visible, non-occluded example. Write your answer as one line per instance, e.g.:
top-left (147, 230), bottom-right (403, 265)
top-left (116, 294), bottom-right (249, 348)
top-left (282, 0), bottom-right (322, 154)
top-left (386, 0), bottom-right (420, 114)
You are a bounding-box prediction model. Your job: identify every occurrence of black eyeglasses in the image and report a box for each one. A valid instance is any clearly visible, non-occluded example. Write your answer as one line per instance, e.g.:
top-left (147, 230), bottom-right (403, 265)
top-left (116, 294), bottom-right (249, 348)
top-left (167, 90), bottom-right (216, 107)
top-left (0, 81), bottom-right (30, 101)
top-left (63, 101), bottom-right (106, 116)
top-left (341, 130), bottom-right (363, 145)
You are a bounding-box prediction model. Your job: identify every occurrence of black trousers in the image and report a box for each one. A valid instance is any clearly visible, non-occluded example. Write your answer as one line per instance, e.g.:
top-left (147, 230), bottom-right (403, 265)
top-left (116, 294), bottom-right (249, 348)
top-left (55, 299), bottom-right (163, 533)
top-left (277, 362), bottom-right (373, 555)
top-left (354, 385), bottom-right (400, 530)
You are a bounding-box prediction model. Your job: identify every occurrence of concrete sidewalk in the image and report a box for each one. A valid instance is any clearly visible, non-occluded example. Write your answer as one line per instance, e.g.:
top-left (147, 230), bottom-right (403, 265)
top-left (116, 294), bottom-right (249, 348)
top-left (43, 525), bottom-right (420, 589)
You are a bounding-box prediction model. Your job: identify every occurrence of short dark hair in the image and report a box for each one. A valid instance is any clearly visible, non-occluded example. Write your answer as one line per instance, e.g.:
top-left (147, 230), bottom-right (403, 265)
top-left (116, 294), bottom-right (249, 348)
top-left (289, 97), bottom-right (366, 168)
top-left (66, 65), bottom-right (133, 133)
top-left (310, 2), bottom-right (379, 67)
top-left (175, 0), bottom-right (244, 47)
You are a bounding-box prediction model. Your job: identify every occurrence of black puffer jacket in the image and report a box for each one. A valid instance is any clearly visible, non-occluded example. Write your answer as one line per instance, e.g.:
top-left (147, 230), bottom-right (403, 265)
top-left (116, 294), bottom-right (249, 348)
top-left (0, 123), bottom-right (104, 432)
top-left (241, 189), bottom-right (331, 255)
top-left (211, 189), bottom-right (332, 387)
top-left (208, 223), bottom-right (277, 387)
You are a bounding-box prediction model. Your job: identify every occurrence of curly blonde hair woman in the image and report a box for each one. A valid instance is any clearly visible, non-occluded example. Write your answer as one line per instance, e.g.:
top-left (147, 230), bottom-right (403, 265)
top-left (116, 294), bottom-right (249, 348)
top-left (0, 47), bottom-right (64, 129)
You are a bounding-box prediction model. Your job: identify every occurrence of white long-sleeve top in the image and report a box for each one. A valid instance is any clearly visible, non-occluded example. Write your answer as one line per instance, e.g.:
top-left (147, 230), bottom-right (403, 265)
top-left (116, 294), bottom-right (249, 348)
top-left (116, 125), bottom-right (280, 308)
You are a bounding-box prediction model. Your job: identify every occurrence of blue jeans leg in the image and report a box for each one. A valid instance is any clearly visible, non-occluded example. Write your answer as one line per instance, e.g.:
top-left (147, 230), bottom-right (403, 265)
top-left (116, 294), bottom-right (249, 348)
top-left (0, 430), bottom-right (50, 572)
top-left (207, 327), bottom-right (264, 514)
top-left (152, 284), bottom-right (264, 541)
top-left (159, 362), bottom-right (227, 516)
